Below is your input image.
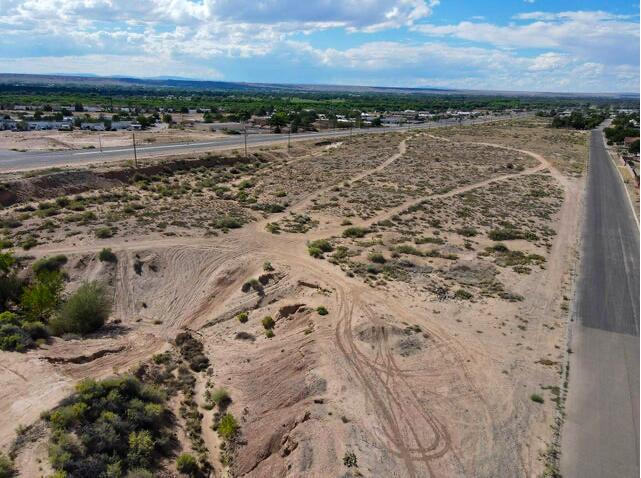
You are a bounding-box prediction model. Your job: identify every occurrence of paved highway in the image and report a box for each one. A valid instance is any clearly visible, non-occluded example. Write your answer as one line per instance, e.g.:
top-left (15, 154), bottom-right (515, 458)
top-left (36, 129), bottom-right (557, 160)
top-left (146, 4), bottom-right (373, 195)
top-left (561, 128), bottom-right (639, 477)
top-left (0, 114), bottom-right (527, 172)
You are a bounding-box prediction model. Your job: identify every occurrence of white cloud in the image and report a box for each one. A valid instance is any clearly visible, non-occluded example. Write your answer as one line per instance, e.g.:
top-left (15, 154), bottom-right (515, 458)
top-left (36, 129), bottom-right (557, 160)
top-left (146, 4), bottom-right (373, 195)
top-left (527, 52), bottom-right (570, 71)
top-left (413, 11), bottom-right (639, 65)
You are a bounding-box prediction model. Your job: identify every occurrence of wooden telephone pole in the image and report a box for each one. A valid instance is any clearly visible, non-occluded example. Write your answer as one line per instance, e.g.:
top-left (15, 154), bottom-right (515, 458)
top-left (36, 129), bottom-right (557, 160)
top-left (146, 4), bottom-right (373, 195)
top-left (132, 132), bottom-right (138, 168)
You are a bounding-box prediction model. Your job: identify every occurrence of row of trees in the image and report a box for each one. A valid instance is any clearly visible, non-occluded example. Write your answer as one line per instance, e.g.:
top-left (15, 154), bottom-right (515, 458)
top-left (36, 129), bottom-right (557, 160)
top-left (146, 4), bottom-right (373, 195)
top-left (550, 110), bottom-right (608, 130)
top-left (604, 113), bottom-right (640, 148)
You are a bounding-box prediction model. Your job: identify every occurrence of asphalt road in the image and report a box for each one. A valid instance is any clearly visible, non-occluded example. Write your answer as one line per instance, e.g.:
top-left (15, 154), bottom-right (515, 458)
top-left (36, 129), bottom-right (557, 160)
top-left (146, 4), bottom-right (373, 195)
top-left (561, 128), bottom-right (639, 477)
top-left (0, 114), bottom-right (526, 172)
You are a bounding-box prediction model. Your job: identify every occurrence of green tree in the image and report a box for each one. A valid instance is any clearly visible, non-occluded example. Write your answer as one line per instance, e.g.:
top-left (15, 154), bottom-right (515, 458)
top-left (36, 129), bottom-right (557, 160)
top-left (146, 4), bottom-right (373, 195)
top-left (20, 270), bottom-right (64, 321)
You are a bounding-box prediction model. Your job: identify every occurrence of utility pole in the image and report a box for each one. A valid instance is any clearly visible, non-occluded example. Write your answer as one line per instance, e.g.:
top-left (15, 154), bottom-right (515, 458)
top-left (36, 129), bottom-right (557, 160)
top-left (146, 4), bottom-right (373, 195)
top-left (98, 132), bottom-right (103, 153)
top-left (132, 131), bottom-right (138, 168)
top-left (243, 121), bottom-right (248, 158)
top-left (287, 123), bottom-right (291, 151)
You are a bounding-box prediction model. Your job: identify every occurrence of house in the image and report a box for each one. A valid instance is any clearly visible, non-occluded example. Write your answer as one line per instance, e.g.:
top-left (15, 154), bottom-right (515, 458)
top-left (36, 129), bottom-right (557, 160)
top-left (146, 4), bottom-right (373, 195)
top-left (130, 122), bottom-right (142, 131)
top-left (81, 122), bottom-right (106, 131)
top-left (0, 119), bottom-right (17, 131)
top-left (26, 121), bottom-right (63, 130)
top-left (110, 121), bottom-right (132, 130)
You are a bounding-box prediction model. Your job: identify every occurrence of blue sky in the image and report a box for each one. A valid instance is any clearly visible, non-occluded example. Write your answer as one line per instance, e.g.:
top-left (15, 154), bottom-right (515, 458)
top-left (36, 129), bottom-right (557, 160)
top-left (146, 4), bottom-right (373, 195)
top-left (0, 0), bottom-right (638, 92)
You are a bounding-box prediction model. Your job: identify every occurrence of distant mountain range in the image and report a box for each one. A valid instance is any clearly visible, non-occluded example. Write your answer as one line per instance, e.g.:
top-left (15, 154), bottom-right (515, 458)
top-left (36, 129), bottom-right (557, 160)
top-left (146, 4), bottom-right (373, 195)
top-left (0, 73), bottom-right (638, 99)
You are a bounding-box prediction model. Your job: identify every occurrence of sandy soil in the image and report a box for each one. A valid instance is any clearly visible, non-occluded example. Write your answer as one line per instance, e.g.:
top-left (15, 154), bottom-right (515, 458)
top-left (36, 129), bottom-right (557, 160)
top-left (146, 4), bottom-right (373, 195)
top-left (0, 126), bottom-right (227, 152)
top-left (0, 120), bottom-right (587, 477)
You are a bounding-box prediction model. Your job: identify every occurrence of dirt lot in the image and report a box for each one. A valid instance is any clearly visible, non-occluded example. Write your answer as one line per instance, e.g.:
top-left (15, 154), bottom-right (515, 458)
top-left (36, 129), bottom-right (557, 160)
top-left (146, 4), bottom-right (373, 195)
top-left (0, 119), bottom-right (588, 477)
top-left (0, 126), bottom-right (227, 152)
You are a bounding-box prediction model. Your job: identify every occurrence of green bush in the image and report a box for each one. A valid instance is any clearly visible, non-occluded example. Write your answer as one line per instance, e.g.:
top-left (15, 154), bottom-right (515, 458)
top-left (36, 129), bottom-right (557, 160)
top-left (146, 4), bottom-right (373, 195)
top-left (308, 239), bottom-right (333, 258)
top-left (175, 332), bottom-right (210, 372)
top-left (530, 393), bottom-right (544, 404)
top-left (95, 227), bottom-right (114, 239)
top-left (32, 255), bottom-right (67, 274)
top-left (98, 248), bottom-right (117, 263)
top-left (211, 388), bottom-right (231, 407)
top-left (456, 227), bottom-right (478, 237)
top-left (236, 312), bottom-right (248, 323)
top-left (395, 244), bottom-right (422, 256)
top-left (0, 453), bottom-right (15, 478)
top-left (50, 281), bottom-right (112, 335)
top-left (309, 239), bottom-right (333, 252)
top-left (265, 329), bottom-right (275, 338)
top-left (212, 216), bottom-right (243, 229)
top-left (368, 252), bottom-right (386, 264)
top-left (316, 306), bottom-right (329, 316)
top-left (342, 227), bottom-right (367, 238)
top-left (176, 453), bottom-right (199, 475)
top-left (217, 413), bottom-right (238, 441)
top-left (454, 289), bottom-right (473, 300)
top-left (0, 325), bottom-right (33, 352)
top-left (343, 451), bottom-right (358, 468)
top-left (262, 316), bottom-right (275, 330)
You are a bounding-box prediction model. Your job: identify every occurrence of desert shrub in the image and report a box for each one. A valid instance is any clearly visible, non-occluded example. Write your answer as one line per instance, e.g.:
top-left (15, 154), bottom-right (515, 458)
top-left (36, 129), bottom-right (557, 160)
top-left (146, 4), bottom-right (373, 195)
top-left (308, 246), bottom-right (323, 258)
top-left (241, 278), bottom-right (263, 294)
top-left (211, 388), bottom-right (231, 408)
top-left (343, 451), bottom-right (358, 467)
top-left (456, 227), bottom-right (478, 237)
top-left (45, 376), bottom-right (169, 477)
top-left (212, 216), bottom-right (243, 229)
top-left (316, 306), bottom-right (329, 316)
top-left (235, 331), bottom-right (255, 341)
top-left (19, 235), bottom-right (38, 250)
top-left (0, 324), bottom-right (33, 352)
top-left (454, 289), bottom-right (473, 300)
top-left (265, 222), bottom-right (281, 234)
top-left (342, 227), bottom-right (367, 238)
top-left (488, 227), bottom-right (537, 241)
top-left (308, 239), bottom-right (333, 258)
top-left (236, 312), bottom-right (248, 323)
top-left (395, 244), bottom-right (422, 256)
top-left (50, 281), bottom-right (112, 335)
top-left (261, 316), bottom-right (275, 330)
top-left (0, 453), bottom-right (14, 478)
top-left (21, 320), bottom-right (49, 340)
top-left (98, 248), bottom-right (117, 263)
top-left (265, 329), bottom-right (275, 338)
top-left (32, 255), bottom-right (67, 274)
top-left (95, 227), bottom-right (113, 239)
top-left (263, 261), bottom-right (274, 272)
top-left (175, 332), bottom-right (210, 372)
top-left (309, 239), bottom-right (332, 252)
top-left (176, 453), bottom-right (199, 475)
top-left (368, 252), bottom-right (386, 264)
top-left (217, 413), bottom-right (238, 441)
top-left (530, 393), bottom-right (544, 404)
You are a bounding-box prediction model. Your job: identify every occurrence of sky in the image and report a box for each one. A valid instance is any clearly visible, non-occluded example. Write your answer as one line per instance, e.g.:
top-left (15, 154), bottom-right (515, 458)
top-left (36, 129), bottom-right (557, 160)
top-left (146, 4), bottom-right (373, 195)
top-left (0, 0), bottom-right (639, 93)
